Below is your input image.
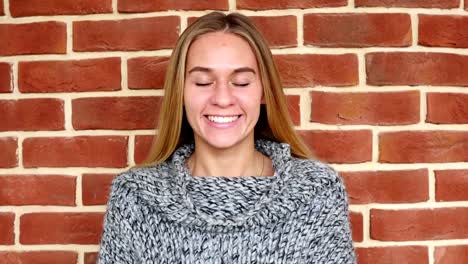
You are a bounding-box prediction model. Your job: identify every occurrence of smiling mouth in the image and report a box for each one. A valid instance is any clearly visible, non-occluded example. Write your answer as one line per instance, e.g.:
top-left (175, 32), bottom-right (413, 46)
top-left (205, 115), bottom-right (241, 124)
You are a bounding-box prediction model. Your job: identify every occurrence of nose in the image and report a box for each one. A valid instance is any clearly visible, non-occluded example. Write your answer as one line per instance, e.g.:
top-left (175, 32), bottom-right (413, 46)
top-left (211, 81), bottom-right (235, 107)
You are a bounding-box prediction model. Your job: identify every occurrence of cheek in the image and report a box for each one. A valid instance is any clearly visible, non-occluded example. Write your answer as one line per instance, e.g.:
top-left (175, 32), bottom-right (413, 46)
top-left (183, 87), bottom-right (196, 124)
top-left (183, 99), bottom-right (199, 131)
top-left (252, 80), bottom-right (264, 100)
top-left (242, 83), bottom-right (263, 105)
top-left (183, 85), bottom-right (198, 109)
top-left (183, 87), bottom-right (208, 119)
top-left (237, 92), bottom-right (262, 116)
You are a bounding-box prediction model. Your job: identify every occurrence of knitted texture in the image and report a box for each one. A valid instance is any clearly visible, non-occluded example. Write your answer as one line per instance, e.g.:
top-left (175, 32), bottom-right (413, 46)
top-left (98, 139), bottom-right (357, 263)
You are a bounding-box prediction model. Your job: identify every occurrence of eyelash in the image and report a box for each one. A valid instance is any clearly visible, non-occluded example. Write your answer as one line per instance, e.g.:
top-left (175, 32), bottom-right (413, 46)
top-left (195, 83), bottom-right (211, 87)
top-left (235, 83), bottom-right (250, 87)
top-left (195, 83), bottom-right (250, 87)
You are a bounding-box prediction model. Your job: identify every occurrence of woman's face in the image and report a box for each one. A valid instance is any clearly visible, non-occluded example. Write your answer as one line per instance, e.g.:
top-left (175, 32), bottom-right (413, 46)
top-left (183, 31), bottom-right (263, 150)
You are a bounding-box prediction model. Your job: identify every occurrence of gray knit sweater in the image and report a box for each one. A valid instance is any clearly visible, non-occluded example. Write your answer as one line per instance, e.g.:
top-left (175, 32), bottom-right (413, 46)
top-left (98, 139), bottom-right (356, 263)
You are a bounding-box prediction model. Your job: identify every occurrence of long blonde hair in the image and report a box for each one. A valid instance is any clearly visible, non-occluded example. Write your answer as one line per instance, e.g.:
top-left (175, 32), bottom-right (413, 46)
top-left (139, 12), bottom-right (312, 166)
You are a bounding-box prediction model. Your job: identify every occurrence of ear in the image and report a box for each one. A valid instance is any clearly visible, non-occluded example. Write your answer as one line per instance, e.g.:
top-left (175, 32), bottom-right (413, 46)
top-left (260, 93), bottom-right (266, 104)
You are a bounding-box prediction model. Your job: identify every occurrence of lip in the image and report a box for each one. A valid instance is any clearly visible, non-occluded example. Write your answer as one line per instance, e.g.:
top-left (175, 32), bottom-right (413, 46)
top-left (204, 114), bottom-right (241, 117)
top-left (204, 114), bottom-right (242, 128)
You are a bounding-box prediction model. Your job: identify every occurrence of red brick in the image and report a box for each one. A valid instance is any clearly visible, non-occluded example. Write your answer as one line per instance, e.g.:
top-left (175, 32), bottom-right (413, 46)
top-left (237, 0), bottom-right (346, 10)
top-left (20, 212), bottom-right (103, 244)
top-left (0, 137), bottom-right (17, 168)
top-left (19, 58), bottom-right (121, 93)
top-left (356, 246), bottom-right (428, 264)
top-left (435, 245), bottom-right (468, 264)
top-left (23, 136), bottom-right (128, 168)
top-left (187, 16), bottom-right (199, 25)
top-left (355, 0), bottom-right (458, 8)
top-left (118, 0), bottom-right (227, 12)
top-left (379, 131), bottom-right (468, 163)
top-left (0, 22), bottom-right (66, 56)
top-left (341, 169), bottom-right (428, 204)
top-left (299, 130), bottom-right (372, 163)
top-left (304, 13), bottom-right (411, 48)
top-left (128, 56), bottom-right (168, 89)
top-left (73, 17), bottom-right (180, 51)
top-left (371, 208), bottom-right (468, 241)
top-left (427, 93), bottom-right (468, 124)
top-left (0, 99), bottom-right (64, 131)
top-left (82, 173), bottom-right (116, 205)
top-left (366, 52), bottom-right (468, 86)
top-left (0, 251), bottom-right (77, 264)
top-left (251, 16), bottom-right (297, 48)
top-left (435, 169), bottom-right (468, 202)
top-left (419, 15), bottom-right (468, 48)
top-left (0, 213), bottom-right (14, 245)
top-left (10, 0), bottom-right (112, 17)
top-left (287, 95), bottom-right (300, 126)
top-left (274, 54), bottom-right (358, 87)
top-left (72, 96), bottom-right (162, 130)
top-left (134, 135), bottom-right (155, 165)
top-left (0, 175), bottom-right (75, 206)
top-left (0, 62), bottom-right (11, 93)
top-left (311, 91), bottom-right (419, 125)
top-left (349, 211), bottom-right (363, 242)
top-left (84, 252), bottom-right (98, 264)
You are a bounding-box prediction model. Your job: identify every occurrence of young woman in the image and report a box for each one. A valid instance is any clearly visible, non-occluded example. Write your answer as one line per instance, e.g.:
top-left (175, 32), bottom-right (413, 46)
top-left (98, 12), bottom-right (356, 263)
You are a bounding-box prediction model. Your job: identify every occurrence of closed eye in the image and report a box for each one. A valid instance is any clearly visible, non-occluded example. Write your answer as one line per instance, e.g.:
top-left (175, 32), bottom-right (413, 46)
top-left (196, 83), bottom-right (212, 86)
top-left (233, 83), bottom-right (250, 87)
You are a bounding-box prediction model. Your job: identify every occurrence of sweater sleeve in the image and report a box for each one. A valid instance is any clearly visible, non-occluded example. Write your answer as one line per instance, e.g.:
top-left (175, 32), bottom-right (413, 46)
top-left (304, 167), bottom-right (357, 264)
top-left (98, 175), bottom-right (138, 264)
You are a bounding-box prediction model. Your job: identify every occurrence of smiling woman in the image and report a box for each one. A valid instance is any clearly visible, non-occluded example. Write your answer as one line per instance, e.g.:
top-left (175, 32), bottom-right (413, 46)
top-left (98, 12), bottom-right (356, 264)
top-left (183, 32), bottom-right (267, 176)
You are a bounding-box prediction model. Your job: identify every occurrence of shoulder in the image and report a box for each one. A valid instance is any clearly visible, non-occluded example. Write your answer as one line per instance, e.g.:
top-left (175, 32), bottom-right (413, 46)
top-left (289, 157), bottom-right (342, 186)
top-left (288, 157), bottom-right (347, 199)
top-left (107, 162), bottom-right (172, 202)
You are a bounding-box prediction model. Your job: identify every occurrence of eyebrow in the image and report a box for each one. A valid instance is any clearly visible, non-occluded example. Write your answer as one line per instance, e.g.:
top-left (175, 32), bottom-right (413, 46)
top-left (187, 66), bottom-right (256, 74)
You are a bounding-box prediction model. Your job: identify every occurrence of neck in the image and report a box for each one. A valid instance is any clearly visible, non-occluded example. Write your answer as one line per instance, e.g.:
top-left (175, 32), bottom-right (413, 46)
top-left (188, 139), bottom-right (264, 177)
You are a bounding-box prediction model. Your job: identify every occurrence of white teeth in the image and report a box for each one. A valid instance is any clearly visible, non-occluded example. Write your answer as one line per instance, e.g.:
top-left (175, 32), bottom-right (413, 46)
top-left (207, 115), bottom-right (239, 123)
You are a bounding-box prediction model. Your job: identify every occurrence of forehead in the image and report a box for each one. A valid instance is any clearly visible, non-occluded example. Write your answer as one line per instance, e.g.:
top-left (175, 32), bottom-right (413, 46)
top-left (186, 32), bottom-right (258, 71)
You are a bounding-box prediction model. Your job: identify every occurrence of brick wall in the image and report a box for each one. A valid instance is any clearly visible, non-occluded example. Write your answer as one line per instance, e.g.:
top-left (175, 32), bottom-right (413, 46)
top-left (0, 0), bottom-right (467, 263)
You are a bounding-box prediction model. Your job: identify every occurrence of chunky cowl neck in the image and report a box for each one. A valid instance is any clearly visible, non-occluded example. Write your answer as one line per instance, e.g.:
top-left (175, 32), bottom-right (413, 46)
top-left (128, 139), bottom-right (316, 233)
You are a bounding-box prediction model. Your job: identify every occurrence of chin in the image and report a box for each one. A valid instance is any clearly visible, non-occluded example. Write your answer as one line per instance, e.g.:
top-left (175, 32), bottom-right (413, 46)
top-left (202, 138), bottom-right (242, 150)
top-left (196, 131), bottom-right (254, 151)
